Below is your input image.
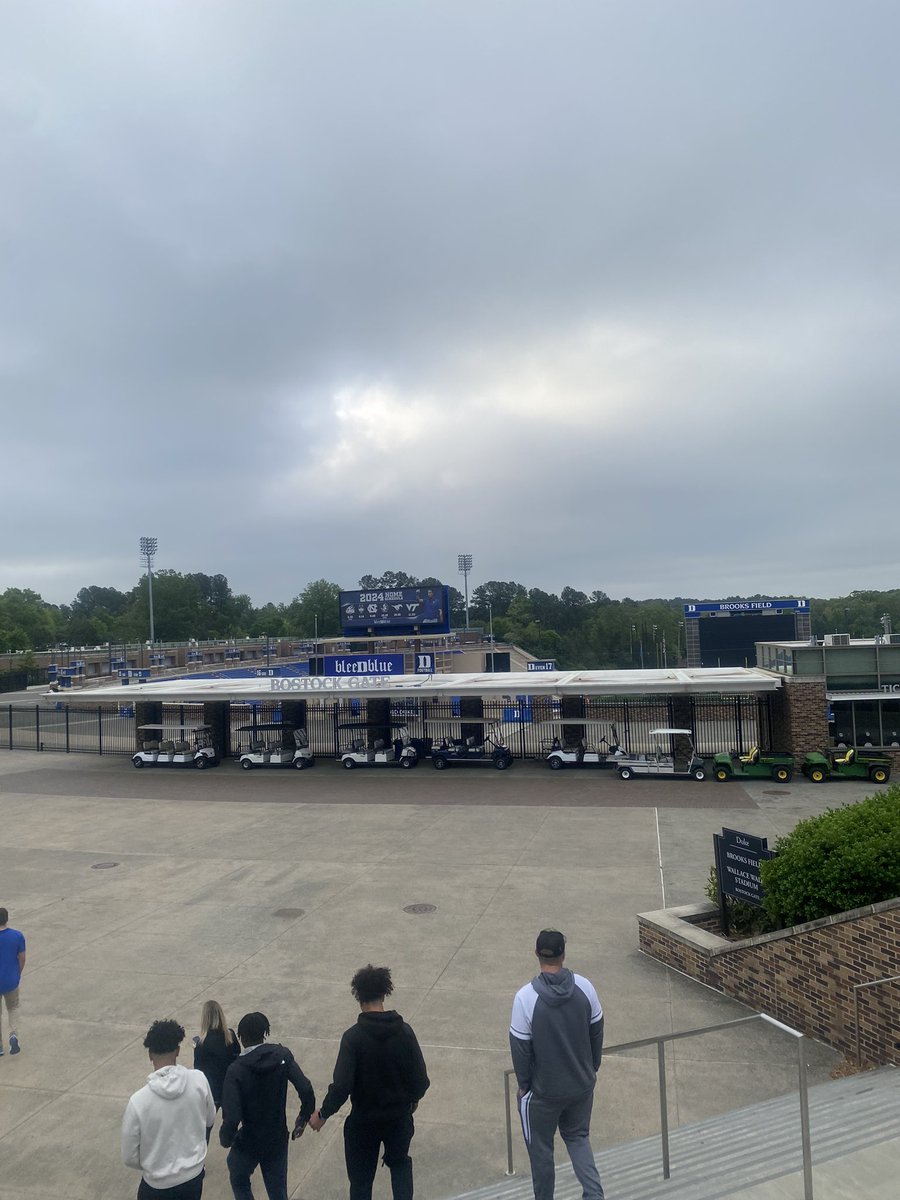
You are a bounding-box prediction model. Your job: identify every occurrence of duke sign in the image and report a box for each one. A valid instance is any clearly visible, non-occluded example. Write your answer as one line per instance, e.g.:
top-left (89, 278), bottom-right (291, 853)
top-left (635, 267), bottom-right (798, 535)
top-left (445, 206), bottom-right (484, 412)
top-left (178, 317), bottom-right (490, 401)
top-left (713, 827), bottom-right (774, 931)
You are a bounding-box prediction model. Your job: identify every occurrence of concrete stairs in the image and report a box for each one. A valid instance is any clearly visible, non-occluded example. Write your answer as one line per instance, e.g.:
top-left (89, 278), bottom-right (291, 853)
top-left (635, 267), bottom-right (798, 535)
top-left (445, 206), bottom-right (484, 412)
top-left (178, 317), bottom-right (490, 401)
top-left (449, 1067), bottom-right (899, 1200)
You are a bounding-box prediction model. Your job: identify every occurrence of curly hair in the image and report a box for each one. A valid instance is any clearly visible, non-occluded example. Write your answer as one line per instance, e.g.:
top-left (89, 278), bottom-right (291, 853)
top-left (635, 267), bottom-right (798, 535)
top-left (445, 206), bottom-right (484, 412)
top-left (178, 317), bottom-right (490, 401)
top-left (351, 964), bottom-right (394, 1004)
top-left (143, 1019), bottom-right (185, 1056)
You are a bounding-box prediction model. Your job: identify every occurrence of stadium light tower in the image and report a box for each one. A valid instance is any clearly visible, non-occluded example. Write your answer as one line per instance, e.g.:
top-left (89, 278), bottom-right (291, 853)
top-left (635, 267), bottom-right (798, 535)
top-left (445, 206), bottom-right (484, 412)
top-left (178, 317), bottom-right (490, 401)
top-left (139, 536), bottom-right (158, 643)
top-left (458, 553), bottom-right (473, 631)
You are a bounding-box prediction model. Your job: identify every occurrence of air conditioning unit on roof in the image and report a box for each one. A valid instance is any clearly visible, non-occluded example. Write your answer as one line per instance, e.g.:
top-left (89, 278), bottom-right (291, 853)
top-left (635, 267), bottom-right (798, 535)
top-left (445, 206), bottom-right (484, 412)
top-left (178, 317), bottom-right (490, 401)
top-left (824, 634), bottom-right (851, 646)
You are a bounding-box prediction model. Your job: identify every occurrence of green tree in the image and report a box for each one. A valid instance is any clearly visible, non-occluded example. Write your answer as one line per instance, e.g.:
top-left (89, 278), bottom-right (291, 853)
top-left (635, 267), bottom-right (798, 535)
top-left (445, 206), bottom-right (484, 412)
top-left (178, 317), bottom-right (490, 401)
top-left (285, 580), bottom-right (343, 636)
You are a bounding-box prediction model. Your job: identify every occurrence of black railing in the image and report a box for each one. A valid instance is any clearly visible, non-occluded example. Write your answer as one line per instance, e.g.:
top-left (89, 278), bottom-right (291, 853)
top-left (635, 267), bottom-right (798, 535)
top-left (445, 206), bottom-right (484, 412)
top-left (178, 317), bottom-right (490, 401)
top-left (1, 693), bottom-right (775, 760)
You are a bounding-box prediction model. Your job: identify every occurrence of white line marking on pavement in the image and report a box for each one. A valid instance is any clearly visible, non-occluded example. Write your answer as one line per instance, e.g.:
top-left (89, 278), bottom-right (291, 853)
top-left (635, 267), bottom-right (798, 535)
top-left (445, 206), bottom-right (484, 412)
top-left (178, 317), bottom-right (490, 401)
top-left (654, 806), bottom-right (665, 908)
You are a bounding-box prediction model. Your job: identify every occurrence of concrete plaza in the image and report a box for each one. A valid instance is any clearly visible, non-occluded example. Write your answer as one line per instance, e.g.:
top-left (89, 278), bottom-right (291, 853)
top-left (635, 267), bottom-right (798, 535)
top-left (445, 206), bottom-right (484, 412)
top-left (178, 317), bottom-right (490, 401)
top-left (0, 750), bottom-right (855, 1199)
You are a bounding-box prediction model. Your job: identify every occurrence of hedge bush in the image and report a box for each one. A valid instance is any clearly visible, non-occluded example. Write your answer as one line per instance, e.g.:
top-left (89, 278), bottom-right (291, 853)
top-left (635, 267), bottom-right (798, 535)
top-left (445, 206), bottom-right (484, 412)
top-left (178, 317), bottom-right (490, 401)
top-left (760, 786), bottom-right (900, 927)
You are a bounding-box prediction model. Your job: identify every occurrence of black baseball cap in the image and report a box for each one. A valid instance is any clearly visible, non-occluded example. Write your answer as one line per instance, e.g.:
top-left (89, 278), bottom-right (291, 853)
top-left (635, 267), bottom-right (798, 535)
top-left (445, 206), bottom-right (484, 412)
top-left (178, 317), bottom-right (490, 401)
top-left (536, 929), bottom-right (566, 959)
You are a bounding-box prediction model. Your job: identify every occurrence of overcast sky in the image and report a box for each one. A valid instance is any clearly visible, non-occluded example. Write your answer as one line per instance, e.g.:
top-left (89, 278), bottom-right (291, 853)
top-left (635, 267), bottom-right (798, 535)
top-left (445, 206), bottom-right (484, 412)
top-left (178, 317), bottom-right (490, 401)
top-left (3, 1), bottom-right (899, 607)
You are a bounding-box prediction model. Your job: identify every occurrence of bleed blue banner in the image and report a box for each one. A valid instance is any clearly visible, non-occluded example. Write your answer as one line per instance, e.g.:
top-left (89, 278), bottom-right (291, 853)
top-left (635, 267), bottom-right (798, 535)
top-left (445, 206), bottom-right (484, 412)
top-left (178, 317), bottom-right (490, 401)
top-left (324, 653), bottom-right (405, 676)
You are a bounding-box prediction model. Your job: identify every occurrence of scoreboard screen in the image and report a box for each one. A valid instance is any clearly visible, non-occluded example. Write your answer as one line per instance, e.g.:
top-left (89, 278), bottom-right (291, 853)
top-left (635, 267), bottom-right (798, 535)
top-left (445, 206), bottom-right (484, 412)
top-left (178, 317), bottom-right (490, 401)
top-left (697, 612), bottom-right (796, 668)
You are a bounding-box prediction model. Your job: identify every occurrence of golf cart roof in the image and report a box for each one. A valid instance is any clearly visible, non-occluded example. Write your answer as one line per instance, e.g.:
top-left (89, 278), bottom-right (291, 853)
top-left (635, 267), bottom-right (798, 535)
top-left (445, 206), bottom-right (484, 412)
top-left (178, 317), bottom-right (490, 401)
top-left (336, 721), bottom-right (410, 730)
top-left (137, 724), bottom-right (212, 732)
top-left (649, 728), bottom-right (693, 736)
top-left (426, 716), bottom-right (501, 724)
top-left (236, 723), bottom-right (290, 732)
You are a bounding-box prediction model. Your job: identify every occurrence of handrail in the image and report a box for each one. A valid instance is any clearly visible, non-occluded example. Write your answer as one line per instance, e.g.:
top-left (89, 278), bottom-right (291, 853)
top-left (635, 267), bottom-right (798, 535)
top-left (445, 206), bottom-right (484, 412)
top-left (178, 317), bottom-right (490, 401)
top-left (503, 1012), bottom-right (813, 1197)
top-left (853, 973), bottom-right (900, 1068)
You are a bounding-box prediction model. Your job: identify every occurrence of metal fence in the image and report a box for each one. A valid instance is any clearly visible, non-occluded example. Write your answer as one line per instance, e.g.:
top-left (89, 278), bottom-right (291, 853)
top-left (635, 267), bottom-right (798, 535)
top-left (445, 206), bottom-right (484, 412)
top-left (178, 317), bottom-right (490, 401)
top-left (1, 692), bottom-right (774, 760)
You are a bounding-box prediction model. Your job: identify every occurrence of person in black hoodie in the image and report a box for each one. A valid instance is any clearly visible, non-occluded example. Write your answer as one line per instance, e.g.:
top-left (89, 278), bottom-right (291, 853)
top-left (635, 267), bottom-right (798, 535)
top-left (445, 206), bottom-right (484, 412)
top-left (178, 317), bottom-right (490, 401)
top-left (219, 1011), bottom-right (315, 1200)
top-left (309, 964), bottom-right (429, 1200)
top-left (193, 1001), bottom-right (241, 1135)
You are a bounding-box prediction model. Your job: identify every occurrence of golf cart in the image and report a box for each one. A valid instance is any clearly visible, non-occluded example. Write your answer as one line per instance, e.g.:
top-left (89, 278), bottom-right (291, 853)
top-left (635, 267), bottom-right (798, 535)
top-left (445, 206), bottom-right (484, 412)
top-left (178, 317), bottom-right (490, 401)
top-left (339, 724), bottom-right (423, 769)
top-left (615, 729), bottom-right (707, 781)
top-left (431, 721), bottom-right (513, 770)
top-left (543, 722), bottom-right (626, 770)
top-left (132, 725), bottom-right (218, 769)
top-left (802, 747), bottom-right (892, 784)
top-left (712, 747), bottom-right (794, 783)
top-left (237, 725), bottom-right (314, 770)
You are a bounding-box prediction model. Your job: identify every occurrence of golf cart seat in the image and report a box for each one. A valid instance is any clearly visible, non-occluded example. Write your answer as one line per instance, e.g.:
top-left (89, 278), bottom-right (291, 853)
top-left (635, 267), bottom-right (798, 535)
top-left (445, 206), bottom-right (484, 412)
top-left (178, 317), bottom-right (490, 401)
top-left (351, 739), bottom-right (364, 752)
top-left (374, 738), bottom-right (385, 751)
top-left (174, 740), bottom-right (190, 752)
top-left (466, 736), bottom-right (476, 747)
top-left (739, 747), bottom-right (760, 765)
top-left (142, 739), bottom-right (160, 751)
top-left (833, 747), bottom-right (856, 765)
top-left (250, 740), bottom-right (265, 753)
top-left (159, 740), bottom-right (175, 753)
top-left (293, 729), bottom-right (309, 749)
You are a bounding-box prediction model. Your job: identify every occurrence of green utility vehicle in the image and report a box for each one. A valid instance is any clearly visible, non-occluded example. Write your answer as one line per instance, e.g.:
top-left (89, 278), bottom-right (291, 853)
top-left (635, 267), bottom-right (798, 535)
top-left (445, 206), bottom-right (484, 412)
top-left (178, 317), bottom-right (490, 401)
top-left (802, 747), bottom-right (892, 784)
top-left (712, 747), bottom-right (794, 783)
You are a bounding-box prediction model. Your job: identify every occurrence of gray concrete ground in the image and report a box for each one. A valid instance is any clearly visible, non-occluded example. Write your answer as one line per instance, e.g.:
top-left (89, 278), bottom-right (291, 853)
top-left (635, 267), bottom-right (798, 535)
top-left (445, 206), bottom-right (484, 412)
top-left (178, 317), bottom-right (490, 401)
top-left (0, 750), bottom-right (876, 1200)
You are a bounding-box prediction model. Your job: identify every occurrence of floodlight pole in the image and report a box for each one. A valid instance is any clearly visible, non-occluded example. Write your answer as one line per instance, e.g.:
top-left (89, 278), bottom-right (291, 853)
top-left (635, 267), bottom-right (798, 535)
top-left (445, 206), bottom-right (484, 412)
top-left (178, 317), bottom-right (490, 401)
top-left (458, 554), bottom-right (473, 631)
top-left (139, 537), bottom-right (158, 644)
top-left (488, 603), bottom-right (495, 671)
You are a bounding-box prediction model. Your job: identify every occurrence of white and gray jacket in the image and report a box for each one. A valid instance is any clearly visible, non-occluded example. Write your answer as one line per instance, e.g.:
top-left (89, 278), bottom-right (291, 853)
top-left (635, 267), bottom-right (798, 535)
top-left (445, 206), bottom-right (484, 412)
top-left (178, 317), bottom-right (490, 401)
top-left (509, 968), bottom-right (604, 1101)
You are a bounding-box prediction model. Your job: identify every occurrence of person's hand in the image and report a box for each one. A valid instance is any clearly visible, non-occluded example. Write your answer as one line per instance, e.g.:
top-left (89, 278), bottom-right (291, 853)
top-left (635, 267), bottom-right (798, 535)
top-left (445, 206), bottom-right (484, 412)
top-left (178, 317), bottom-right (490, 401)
top-left (308, 1111), bottom-right (325, 1132)
top-left (291, 1118), bottom-right (306, 1141)
top-left (517, 1087), bottom-right (527, 1100)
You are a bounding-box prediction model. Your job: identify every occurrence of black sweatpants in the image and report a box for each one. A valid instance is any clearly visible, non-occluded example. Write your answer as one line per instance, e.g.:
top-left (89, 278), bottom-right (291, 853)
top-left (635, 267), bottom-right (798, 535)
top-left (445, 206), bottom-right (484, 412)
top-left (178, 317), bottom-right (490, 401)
top-left (137, 1169), bottom-right (204, 1200)
top-left (343, 1108), bottom-right (415, 1200)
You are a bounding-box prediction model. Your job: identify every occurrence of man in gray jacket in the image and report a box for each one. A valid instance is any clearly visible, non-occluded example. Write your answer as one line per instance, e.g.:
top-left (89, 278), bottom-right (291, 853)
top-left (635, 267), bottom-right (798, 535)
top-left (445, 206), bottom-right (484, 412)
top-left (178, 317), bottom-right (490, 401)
top-left (509, 930), bottom-right (604, 1200)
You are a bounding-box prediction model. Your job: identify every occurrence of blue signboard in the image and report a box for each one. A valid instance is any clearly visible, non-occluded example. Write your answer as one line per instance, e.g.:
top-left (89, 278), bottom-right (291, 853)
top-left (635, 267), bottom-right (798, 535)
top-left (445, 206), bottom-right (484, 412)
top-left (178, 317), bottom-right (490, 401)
top-left (527, 660), bottom-right (557, 672)
top-left (414, 653), bottom-right (435, 674)
top-left (324, 653), bottom-right (405, 676)
top-left (340, 586), bottom-right (450, 634)
top-left (684, 599), bottom-right (809, 618)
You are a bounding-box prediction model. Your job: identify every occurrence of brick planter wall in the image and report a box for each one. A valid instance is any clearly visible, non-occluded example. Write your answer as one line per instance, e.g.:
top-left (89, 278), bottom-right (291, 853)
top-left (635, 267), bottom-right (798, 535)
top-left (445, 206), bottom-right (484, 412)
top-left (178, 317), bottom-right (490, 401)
top-left (638, 899), bottom-right (900, 1066)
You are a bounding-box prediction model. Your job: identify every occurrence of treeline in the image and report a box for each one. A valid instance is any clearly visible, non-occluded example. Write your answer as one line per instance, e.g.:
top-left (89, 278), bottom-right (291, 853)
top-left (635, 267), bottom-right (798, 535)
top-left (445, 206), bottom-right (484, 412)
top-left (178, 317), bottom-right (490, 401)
top-left (2, 570), bottom-right (900, 671)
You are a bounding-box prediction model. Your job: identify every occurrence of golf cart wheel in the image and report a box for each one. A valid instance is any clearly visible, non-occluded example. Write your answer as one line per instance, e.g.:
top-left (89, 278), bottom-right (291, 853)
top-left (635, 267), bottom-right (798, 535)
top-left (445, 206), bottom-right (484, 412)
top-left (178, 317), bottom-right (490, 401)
top-left (809, 766), bottom-right (826, 783)
top-left (293, 758), bottom-right (306, 770)
top-left (240, 758), bottom-right (253, 770)
top-left (548, 756), bottom-right (563, 770)
top-left (773, 766), bottom-right (791, 782)
top-left (399, 756), bottom-right (414, 769)
top-left (342, 758), bottom-right (355, 769)
top-left (132, 756), bottom-right (144, 769)
top-left (433, 756), bottom-right (448, 770)
top-left (618, 766), bottom-right (633, 780)
top-left (494, 756), bottom-right (510, 770)
top-left (714, 767), bottom-right (730, 782)
top-left (194, 755), bottom-right (208, 769)
top-left (870, 766), bottom-right (889, 783)
top-left (692, 767), bottom-right (706, 781)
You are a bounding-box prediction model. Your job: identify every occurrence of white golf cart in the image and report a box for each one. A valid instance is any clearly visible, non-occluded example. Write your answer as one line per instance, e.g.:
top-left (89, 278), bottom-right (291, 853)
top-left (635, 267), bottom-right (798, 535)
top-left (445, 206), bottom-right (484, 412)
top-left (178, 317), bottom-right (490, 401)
top-left (237, 724), bottom-right (314, 770)
top-left (614, 728), bottom-right (707, 781)
top-left (132, 724), bottom-right (219, 769)
top-left (339, 724), bottom-right (421, 769)
top-left (542, 722), bottom-right (626, 770)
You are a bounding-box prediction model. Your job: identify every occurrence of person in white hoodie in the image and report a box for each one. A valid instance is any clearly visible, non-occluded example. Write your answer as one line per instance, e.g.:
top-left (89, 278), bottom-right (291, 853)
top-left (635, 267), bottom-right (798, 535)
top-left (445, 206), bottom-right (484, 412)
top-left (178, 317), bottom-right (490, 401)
top-left (122, 1018), bottom-right (216, 1198)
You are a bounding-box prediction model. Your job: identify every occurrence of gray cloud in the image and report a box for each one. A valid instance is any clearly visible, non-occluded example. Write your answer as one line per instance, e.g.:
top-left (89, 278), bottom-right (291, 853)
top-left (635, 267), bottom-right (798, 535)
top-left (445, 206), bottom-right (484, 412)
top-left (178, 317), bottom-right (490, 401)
top-left (2, 1), bottom-right (899, 607)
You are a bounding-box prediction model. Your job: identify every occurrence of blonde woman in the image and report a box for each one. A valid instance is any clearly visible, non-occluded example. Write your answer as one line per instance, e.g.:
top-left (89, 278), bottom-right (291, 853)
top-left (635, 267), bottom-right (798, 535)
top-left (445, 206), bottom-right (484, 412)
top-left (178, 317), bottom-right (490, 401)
top-left (193, 1001), bottom-right (240, 1120)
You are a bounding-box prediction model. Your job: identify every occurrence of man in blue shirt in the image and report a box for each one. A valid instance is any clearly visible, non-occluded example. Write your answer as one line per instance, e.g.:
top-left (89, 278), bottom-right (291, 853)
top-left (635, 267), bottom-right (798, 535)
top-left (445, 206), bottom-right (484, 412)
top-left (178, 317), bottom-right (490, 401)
top-left (0, 907), bottom-right (26, 1056)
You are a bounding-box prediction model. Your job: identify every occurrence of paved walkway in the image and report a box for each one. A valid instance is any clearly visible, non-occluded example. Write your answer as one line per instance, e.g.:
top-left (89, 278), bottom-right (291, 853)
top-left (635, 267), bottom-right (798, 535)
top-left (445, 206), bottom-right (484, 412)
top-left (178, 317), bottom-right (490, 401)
top-left (0, 750), bottom-right (882, 1199)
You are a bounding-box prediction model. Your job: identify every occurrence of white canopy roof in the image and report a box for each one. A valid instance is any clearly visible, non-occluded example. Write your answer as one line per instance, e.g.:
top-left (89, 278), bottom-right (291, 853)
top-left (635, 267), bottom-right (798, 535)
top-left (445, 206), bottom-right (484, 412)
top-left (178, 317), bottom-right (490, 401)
top-left (73, 666), bottom-right (780, 705)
